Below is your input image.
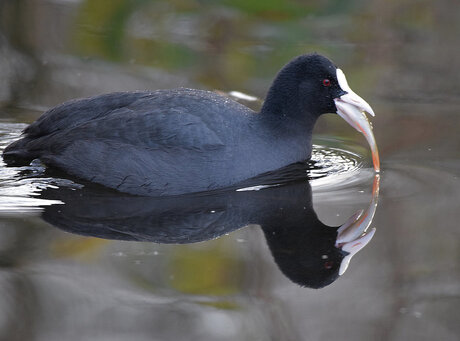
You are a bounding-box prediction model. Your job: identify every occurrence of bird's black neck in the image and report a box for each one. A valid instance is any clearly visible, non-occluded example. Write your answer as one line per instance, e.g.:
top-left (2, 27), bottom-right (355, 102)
top-left (259, 68), bottom-right (320, 135)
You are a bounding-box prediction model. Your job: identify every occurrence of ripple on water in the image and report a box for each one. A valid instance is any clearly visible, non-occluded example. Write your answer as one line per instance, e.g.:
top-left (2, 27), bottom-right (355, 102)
top-left (308, 137), bottom-right (375, 191)
top-left (0, 123), bottom-right (71, 214)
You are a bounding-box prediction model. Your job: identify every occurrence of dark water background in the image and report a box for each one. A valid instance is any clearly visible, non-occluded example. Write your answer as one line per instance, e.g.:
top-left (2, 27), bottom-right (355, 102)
top-left (1, 0), bottom-right (460, 340)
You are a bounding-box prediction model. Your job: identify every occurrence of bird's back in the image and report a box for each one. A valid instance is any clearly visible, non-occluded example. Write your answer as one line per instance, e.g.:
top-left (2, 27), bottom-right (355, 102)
top-left (3, 89), bottom-right (264, 195)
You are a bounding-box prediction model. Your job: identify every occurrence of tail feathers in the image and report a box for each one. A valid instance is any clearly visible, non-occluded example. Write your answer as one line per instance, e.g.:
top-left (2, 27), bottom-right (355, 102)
top-left (2, 138), bottom-right (37, 166)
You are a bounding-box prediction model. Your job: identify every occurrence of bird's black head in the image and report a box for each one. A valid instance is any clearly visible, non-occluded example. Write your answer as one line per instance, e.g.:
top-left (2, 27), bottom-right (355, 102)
top-left (261, 54), bottom-right (346, 120)
top-left (261, 53), bottom-right (380, 172)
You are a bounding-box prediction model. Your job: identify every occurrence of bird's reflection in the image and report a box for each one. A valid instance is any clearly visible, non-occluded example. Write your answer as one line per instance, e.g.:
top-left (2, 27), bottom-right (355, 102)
top-left (38, 165), bottom-right (379, 289)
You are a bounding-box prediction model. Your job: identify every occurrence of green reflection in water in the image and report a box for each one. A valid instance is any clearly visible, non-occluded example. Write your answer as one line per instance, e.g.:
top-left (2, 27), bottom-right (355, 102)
top-left (72, 0), bottom-right (359, 89)
top-left (168, 239), bottom-right (243, 296)
top-left (75, 0), bottom-right (148, 60)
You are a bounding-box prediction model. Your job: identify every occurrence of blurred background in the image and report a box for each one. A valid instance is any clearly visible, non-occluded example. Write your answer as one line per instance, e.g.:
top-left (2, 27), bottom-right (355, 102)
top-left (1, 0), bottom-right (460, 340)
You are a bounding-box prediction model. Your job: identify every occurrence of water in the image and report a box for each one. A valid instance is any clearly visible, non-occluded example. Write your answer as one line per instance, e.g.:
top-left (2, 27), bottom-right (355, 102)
top-left (1, 1), bottom-right (460, 340)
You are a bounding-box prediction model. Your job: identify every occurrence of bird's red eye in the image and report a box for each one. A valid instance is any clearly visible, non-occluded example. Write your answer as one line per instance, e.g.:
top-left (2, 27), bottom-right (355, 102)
top-left (322, 79), bottom-right (331, 87)
top-left (324, 261), bottom-right (333, 269)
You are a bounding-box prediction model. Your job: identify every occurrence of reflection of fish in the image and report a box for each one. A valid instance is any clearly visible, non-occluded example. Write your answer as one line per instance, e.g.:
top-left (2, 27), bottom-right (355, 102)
top-left (335, 175), bottom-right (379, 275)
top-left (39, 166), bottom-right (379, 289)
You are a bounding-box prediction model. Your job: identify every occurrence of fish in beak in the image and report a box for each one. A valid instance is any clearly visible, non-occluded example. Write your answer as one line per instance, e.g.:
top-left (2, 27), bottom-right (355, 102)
top-left (334, 69), bottom-right (380, 172)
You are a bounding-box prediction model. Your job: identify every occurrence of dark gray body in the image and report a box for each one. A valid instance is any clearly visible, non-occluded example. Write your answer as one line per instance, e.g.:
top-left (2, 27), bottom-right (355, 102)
top-left (5, 89), bottom-right (313, 195)
top-left (4, 54), bottom-right (346, 196)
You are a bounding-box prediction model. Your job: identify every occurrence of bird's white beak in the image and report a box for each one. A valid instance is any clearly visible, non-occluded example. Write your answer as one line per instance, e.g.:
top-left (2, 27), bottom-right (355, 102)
top-left (334, 69), bottom-right (380, 172)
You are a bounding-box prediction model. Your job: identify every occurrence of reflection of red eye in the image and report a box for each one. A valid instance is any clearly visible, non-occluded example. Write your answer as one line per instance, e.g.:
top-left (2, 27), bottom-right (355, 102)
top-left (322, 79), bottom-right (331, 87)
top-left (324, 261), bottom-right (333, 269)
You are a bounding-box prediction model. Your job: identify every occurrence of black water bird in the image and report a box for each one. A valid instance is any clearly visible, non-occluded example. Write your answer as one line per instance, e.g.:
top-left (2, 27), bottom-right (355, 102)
top-left (3, 54), bottom-right (379, 196)
top-left (38, 168), bottom-right (379, 289)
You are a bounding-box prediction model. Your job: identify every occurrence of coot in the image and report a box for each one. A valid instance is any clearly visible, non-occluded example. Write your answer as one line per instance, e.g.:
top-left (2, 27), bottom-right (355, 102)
top-left (3, 54), bottom-right (379, 196)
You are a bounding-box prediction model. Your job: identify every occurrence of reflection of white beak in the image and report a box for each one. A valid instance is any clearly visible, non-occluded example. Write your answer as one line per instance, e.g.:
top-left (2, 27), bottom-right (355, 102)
top-left (334, 69), bottom-right (380, 172)
top-left (338, 228), bottom-right (375, 276)
top-left (336, 175), bottom-right (380, 275)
